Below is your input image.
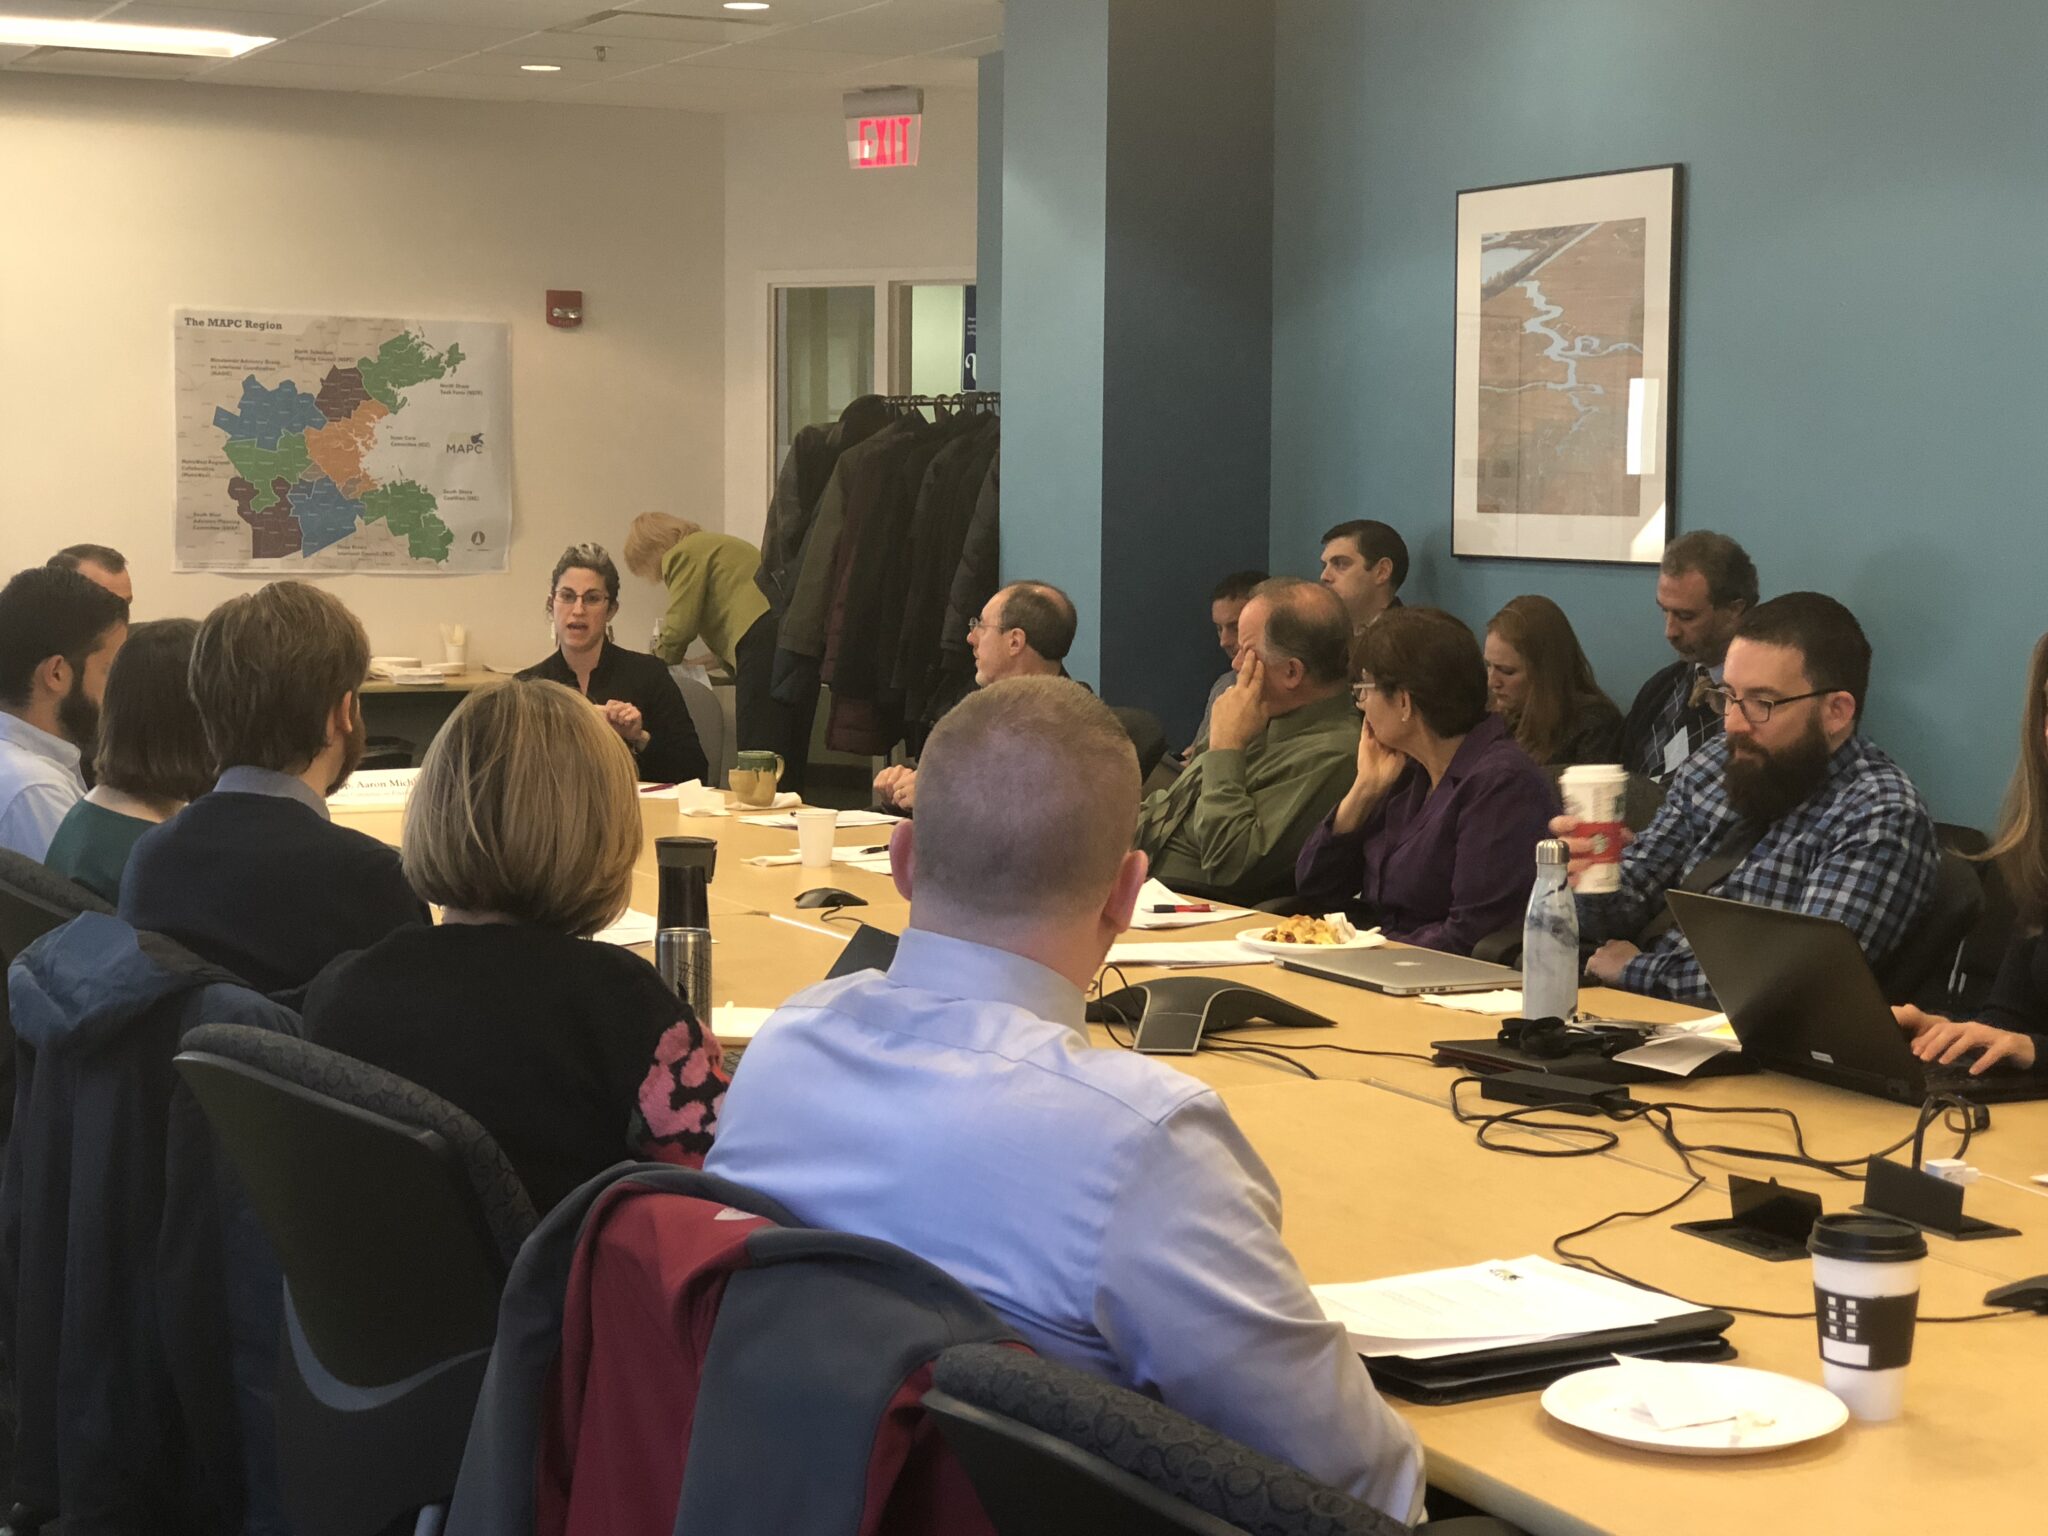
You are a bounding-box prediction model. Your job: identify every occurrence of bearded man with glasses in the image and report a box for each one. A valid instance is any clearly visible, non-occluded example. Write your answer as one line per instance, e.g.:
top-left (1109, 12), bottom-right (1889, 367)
top-left (1554, 592), bottom-right (1938, 1003)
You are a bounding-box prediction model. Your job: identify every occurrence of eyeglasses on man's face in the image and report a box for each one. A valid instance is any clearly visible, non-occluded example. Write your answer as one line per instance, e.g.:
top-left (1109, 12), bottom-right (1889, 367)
top-left (553, 588), bottom-right (611, 611)
top-left (967, 616), bottom-right (1018, 639)
top-left (1699, 685), bottom-right (1832, 726)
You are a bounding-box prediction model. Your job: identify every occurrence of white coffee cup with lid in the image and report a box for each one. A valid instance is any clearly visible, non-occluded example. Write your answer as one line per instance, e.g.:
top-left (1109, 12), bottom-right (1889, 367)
top-left (1808, 1211), bottom-right (1926, 1421)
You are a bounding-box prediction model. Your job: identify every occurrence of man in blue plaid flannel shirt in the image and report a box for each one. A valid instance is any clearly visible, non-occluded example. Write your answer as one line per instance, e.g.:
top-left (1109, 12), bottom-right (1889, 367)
top-left (1566, 592), bottom-right (1937, 1004)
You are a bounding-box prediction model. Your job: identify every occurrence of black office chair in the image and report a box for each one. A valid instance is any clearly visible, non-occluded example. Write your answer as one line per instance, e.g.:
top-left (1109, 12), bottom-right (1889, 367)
top-left (174, 1024), bottom-right (539, 1536)
top-left (925, 1344), bottom-right (1513, 1536)
top-left (0, 851), bottom-right (112, 1145)
top-left (1877, 847), bottom-right (1985, 1011)
top-left (1110, 707), bottom-right (1172, 781)
top-left (1935, 823), bottom-right (2012, 1012)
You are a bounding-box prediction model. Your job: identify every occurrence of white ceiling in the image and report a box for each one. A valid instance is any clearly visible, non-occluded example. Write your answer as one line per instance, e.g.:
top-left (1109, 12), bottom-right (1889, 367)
top-left (0, 0), bottom-right (1001, 110)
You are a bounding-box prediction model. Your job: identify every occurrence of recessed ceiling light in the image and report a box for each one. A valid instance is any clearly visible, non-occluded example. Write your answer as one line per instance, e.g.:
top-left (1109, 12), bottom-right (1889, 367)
top-left (520, 63), bottom-right (563, 72)
top-left (723, 3), bottom-right (772, 10)
top-left (0, 15), bottom-right (272, 57)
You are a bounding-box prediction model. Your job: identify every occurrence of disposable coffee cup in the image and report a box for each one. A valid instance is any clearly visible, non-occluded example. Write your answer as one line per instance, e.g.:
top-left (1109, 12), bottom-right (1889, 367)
top-left (1559, 763), bottom-right (1628, 895)
top-left (1808, 1212), bottom-right (1926, 1421)
top-left (795, 807), bottom-right (838, 869)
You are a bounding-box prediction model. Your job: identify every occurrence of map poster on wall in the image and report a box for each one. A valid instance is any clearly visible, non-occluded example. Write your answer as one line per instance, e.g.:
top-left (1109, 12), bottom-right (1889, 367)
top-left (174, 310), bottom-right (511, 573)
top-left (1452, 165), bottom-right (1680, 564)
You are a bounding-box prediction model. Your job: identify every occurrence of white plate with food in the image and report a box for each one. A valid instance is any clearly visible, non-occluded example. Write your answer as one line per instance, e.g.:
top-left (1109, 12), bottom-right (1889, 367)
top-left (1541, 1362), bottom-right (1848, 1457)
top-left (1236, 914), bottom-right (1386, 956)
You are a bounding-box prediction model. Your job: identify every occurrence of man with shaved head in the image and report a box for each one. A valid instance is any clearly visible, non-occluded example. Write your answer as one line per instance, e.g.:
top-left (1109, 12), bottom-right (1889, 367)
top-left (1134, 577), bottom-right (1362, 903)
top-left (707, 678), bottom-right (1424, 1519)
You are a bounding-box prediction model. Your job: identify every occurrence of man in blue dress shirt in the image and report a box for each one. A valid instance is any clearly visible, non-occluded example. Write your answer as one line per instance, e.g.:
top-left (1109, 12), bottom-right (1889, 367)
top-left (706, 676), bottom-right (1425, 1521)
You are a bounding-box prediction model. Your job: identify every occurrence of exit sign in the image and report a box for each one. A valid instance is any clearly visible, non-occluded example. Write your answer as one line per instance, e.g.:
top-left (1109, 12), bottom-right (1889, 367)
top-left (851, 114), bottom-right (921, 169)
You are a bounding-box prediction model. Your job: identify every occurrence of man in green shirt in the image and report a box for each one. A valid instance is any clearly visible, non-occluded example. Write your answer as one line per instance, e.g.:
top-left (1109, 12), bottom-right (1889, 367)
top-left (1135, 579), bottom-right (1360, 905)
top-left (625, 512), bottom-right (779, 767)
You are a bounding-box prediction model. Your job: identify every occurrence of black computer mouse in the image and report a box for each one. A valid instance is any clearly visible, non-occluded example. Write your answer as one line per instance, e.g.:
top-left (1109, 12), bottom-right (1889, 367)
top-left (795, 887), bottom-right (866, 910)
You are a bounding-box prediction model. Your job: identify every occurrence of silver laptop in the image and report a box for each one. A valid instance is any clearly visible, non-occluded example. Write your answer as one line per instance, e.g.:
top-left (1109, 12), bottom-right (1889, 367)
top-left (1276, 946), bottom-right (1521, 997)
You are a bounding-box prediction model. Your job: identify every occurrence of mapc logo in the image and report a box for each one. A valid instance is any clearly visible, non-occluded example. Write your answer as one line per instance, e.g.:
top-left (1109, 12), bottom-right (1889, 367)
top-left (446, 431), bottom-right (486, 455)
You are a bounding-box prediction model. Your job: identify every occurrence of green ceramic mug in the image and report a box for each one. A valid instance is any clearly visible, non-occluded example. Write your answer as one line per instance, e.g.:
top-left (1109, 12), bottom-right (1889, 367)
top-left (730, 750), bottom-right (785, 808)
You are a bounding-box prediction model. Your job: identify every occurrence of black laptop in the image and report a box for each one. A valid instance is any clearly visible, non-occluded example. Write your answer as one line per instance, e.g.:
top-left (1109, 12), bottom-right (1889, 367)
top-left (1666, 890), bottom-right (2048, 1105)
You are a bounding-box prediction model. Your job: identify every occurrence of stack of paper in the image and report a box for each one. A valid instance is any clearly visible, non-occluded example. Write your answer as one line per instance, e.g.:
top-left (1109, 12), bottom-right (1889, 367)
top-left (711, 1004), bottom-right (776, 1044)
top-left (744, 849), bottom-right (894, 872)
top-left (1418, 989), bottom-right (1525, 1016)
top-left (1127, 879), bottom-right (1251, 930)
top-left (594, 909), bottom-right (660, 948)
top-left (741, 805), bottom-right (892, 829)
top-left (1614, 1014), bottom-right (1739, 1077)
top-left (1313, 1255), bottom-right (1698, 1360)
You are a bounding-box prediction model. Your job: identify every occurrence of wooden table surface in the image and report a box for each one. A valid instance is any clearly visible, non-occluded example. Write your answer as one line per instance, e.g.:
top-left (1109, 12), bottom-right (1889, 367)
top-left (334, 792), bottom-right (2048, 1536)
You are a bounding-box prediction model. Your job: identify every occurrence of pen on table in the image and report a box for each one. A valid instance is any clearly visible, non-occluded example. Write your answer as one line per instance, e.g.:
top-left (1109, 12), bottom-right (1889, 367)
top-left (1147, 903), bottom-right (1214, 914)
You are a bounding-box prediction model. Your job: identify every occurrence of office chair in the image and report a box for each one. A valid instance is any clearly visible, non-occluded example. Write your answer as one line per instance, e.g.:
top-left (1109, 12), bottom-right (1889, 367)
top-left (671, 667), bottom-right (733, 787)
top-left (175, 1024), bottom-right (538, 1536)
top-left (1878, 847), bottom-right (1984, 1011)
top-left (925, 1343), bottom-right (1512, 1536)
top-left (1109, 707), bottom-right (1172, 781)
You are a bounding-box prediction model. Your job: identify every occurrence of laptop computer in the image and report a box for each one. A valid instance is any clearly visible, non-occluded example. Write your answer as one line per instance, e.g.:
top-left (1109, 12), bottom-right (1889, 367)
top-left (1666, 889), bottom-right (2048, 1105)
top-left (1276, 946), bottom-right (1521, 997)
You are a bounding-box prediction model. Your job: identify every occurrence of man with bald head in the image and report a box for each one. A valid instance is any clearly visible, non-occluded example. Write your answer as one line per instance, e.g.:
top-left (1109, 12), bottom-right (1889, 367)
top-left (873, 578), bottom-right (1077, 812)
top-left (707, 678), bottom-right (1424, 1518)
top-left (1134, 577), bottom-right (1362, 903)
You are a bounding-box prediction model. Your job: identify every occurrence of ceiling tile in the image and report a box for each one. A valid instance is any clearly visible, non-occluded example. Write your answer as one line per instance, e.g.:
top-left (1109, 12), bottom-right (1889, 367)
top-left (835, 51), bottom-right (974, 89)
top-left (90, 3), bottom-right (330, 36)
top-left (560, 12), bottom-right (759, 46)
top-left (243, 38), bottom-right (464, 69)
top-left (0, 1), bottom-right (130, 22)
top-left (106, 0), bottom-right (358, 15)
top-left (12, 44), bottom-right (208, 75)
top-left (197, 56), bottom-right (403, 86)
top-left (681, 42), bottom-right (884, 74)
top-left (305, 15), bottom-right (533, 50)
top-left (563, 60), bottom-right (822, 111)
top-left (770, 0), bottom-right (1000, 55)
top-left (471, 31), bottom-right (712, 67)
top-left (365, 0), bottom-right (609, 26)
top-left (618, 0), bottom-right (879, 24)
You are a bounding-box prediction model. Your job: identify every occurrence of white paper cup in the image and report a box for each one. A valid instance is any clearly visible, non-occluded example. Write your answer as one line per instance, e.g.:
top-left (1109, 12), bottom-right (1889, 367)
top-left (795, 807), bottom-right (839, 869)
top-left (1809, 1213), bottom-right (1926, 1422)
top-left (1560, 763), bottom-right (1628, 894)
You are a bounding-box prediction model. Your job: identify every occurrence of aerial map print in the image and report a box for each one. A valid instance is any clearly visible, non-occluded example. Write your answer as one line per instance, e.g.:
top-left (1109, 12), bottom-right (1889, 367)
top-left (1475, 219), bottom-right (1646, 523)
top-left (175, 311), bottom-right (509, 572)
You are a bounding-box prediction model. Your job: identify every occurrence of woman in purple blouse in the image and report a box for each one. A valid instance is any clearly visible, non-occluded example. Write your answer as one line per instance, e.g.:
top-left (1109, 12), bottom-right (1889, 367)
top-left (1294, 608), bottom-right (1559, 955)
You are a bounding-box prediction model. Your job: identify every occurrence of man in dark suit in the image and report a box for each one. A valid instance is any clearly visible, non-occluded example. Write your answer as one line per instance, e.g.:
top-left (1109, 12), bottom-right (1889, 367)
top-left (122, 580), bottom-right (426, 996)
top-left (1618, 531), bottom-right (1759, 783)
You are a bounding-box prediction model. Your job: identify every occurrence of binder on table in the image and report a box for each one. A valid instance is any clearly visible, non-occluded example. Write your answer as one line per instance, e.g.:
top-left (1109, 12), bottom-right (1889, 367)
top-left (1314, 1255), bottom-right (1734, 1405)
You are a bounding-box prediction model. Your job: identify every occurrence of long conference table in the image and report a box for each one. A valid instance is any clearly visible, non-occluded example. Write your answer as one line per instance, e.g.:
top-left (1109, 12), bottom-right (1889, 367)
top-left (335, 792), bottom-right (2048, 1536)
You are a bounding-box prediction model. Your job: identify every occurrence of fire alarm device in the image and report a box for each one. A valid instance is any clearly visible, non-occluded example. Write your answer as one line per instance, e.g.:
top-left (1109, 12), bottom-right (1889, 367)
top-left (547, 290), bottom-right (584, 328)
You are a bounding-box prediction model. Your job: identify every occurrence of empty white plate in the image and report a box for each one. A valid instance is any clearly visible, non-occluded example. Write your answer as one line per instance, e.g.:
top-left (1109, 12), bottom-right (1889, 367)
top-left (1542, 1363), bottom-right (1849, 1456)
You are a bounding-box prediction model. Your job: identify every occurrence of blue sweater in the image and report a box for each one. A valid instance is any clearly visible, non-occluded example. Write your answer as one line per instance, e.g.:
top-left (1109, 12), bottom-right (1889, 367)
top-left (122, 790), bottom-right (426, 997)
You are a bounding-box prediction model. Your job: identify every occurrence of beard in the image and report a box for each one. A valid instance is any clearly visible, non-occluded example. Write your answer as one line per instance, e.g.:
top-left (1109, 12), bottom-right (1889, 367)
top-left (1724, 715), bottom-right (1833, 824)
top-left (56, 677), bottom-right (101, 759)
top-left (325, 701), bottom-right (368, 795)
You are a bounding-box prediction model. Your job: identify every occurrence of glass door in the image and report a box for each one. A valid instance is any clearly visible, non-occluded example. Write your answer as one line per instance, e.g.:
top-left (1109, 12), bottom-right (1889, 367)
top-left (773, 285), bottom-right (877, 473)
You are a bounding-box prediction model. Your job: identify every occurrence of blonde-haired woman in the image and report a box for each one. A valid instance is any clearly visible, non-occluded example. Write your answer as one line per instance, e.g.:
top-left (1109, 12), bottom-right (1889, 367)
top-left (303, 677), bottom-right (726, 1210)
top-left (1894, 632), bottom-right (2048, 1076)
top-left (623, 511), bottom-right (782, 769)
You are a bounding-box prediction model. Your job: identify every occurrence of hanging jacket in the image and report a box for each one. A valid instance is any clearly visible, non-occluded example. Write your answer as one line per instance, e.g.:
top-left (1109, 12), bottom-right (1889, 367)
top-left (447, 1163), bottom-right (1015, 1536)
top-left (1, 912), bottom-right (299, 1536)
top-left (913, 449), bottom-right (1002, 742)
top-left (757, 395), bottom-right (893, 618)
top-left (893, 425), bottom-right (1001, 706)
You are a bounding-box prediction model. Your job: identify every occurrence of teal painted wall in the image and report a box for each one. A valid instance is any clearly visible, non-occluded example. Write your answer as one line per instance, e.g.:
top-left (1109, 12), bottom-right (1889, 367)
top-left (1270, 0), bottom-right (2048, 826)
top-left (999, 1), bottom-right (1109, 684)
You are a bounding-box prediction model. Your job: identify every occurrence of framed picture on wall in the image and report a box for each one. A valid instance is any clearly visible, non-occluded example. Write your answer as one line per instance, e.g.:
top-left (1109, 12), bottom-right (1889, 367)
top-left (1452, 163), bottom-right (1682, 564)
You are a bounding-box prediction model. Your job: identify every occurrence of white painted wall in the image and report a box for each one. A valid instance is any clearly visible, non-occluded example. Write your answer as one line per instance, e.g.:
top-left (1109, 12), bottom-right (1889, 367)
top-left (721, 89), bottom-right (980, 544)
top-left (0, 75), bottom-right (725, 668)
